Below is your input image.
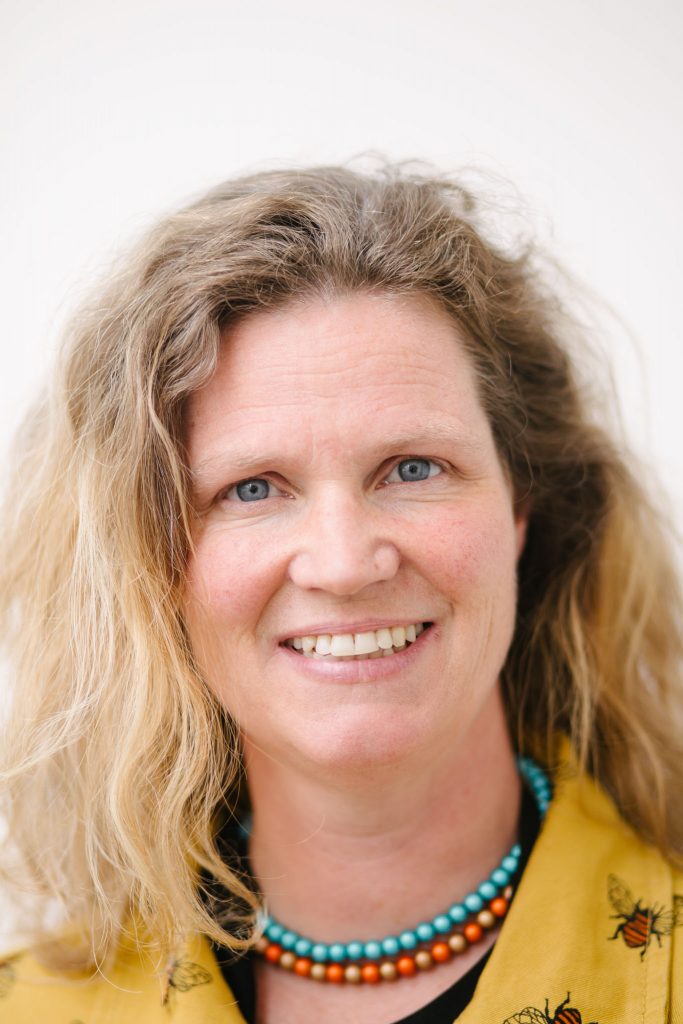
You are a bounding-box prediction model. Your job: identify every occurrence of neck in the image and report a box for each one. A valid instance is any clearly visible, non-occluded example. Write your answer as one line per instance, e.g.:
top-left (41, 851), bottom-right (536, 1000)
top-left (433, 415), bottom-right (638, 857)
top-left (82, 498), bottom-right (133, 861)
top-left (244, 687), bottom-right (521, 943)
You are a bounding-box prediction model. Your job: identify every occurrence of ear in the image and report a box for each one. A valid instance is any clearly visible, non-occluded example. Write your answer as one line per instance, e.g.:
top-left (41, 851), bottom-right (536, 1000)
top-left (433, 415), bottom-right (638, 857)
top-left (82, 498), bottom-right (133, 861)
top-left (513, 498), bottom-right (531, 560)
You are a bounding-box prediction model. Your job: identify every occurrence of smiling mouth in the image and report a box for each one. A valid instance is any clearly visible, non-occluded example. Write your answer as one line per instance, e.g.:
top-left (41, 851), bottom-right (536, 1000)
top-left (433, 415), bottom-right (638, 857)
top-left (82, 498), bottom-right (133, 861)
top-left (283, 622), bottom-right (432, 660)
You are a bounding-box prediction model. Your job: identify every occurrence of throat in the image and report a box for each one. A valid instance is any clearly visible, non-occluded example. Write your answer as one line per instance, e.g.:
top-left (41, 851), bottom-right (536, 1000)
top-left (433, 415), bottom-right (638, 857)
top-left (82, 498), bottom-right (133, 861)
top-left (243, 723), bottom-right (525, 953)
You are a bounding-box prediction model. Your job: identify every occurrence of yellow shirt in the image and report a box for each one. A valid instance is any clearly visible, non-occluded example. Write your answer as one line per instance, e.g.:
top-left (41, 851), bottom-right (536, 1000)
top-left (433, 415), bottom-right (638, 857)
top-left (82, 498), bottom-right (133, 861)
top-left (2, 759), bottom-right (682, 1022)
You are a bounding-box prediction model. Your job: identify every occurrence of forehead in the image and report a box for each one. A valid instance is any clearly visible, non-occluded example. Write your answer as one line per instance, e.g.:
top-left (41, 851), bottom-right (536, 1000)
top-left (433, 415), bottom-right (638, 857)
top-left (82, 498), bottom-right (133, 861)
top-left (184, 291), bottom-right (493, 468)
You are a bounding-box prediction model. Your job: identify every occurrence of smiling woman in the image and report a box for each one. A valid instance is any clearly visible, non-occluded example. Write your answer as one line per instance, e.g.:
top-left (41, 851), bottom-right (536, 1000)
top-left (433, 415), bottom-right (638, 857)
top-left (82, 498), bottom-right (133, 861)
top-left (183, 293), bottom-right (526, 779)
top-left (0, 165), bottom-right (682, 1024)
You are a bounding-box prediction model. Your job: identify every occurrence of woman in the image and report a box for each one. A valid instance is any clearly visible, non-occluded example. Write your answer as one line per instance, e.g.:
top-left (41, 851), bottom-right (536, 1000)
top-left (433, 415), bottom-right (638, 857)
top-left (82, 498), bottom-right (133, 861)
top-left (1, 165), bottom-right (682, 1023)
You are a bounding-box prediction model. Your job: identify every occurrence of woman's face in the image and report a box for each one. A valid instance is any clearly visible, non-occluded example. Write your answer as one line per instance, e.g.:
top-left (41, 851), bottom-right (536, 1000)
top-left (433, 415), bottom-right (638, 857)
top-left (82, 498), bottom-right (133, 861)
top-left (184, 292), bottom-right (527, 775)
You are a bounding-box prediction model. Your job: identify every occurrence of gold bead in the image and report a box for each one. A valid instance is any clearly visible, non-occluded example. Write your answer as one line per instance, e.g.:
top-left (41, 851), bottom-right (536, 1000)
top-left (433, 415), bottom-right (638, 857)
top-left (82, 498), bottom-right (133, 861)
top-left (415, 950), bottom-right (433, 970)
top-left (279, 951), bottom-right (296, 970)
top-left (344, 964), bottom-right (361, 984)
top-left (477, 909), bottom-right (496, 930)
top-left (448, 933), bottom-right (467, 954)
top-left (310, 963), bottom-right (326, 981)
top-left (254, 936), bottom-right (269, 954)
top-left (379, 961), bottom-right (397, 980)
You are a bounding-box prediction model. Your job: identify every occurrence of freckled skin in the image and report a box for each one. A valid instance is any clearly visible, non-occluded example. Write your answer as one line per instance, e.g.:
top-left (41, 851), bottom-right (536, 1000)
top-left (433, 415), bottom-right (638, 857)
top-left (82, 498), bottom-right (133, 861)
top-left (183, 292), bottom-right (527, 777)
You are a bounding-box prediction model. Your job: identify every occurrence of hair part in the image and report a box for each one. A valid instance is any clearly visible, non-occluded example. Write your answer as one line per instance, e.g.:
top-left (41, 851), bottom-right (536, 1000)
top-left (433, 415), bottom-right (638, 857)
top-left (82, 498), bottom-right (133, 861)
top-left (1, 163), bottom-right (682, 970)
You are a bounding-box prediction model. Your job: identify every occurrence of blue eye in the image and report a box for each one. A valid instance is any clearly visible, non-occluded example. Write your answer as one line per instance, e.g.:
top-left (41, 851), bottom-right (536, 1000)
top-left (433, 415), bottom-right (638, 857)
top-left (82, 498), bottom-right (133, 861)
top-left (229, 478), bottom-right (272, 502)
top-left (387, 458), bottom-right (442, 483)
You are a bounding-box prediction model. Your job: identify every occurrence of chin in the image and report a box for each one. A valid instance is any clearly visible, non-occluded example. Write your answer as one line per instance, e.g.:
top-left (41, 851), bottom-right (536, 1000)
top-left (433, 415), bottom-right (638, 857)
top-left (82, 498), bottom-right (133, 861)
top-left (288, 709), bottom-right (435, 777)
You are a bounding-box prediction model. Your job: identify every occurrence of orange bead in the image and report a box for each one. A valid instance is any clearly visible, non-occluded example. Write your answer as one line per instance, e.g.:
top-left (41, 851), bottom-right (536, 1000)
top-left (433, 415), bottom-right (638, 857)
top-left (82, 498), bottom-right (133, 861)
top-left (490, 896), bottom-right (508, 918)
top-left (431, 941), bottom-right (451, 963)
top-left (396, 955), bottom-right (417, 977)
top-left (361, 963), bottom-right (381, 984)
top-left (294, 957), bottom-right (312, 976)
top-left (326, 963), bottom-right (344, 984)
top-left (264, 943), bottom-right (282, 963)
top-left (463, 922), bottom-right (483, 944)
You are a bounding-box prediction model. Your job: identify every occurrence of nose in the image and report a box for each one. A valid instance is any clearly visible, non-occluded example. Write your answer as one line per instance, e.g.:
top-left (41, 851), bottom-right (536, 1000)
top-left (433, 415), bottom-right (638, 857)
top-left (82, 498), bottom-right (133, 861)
top-left (287, 486), bottom-right (400, 596)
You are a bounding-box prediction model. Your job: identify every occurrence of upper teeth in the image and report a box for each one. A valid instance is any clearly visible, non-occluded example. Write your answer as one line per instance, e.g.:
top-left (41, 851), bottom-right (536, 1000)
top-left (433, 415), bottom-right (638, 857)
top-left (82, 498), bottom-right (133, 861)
top-left (287, 622), bottom-right (425, 657)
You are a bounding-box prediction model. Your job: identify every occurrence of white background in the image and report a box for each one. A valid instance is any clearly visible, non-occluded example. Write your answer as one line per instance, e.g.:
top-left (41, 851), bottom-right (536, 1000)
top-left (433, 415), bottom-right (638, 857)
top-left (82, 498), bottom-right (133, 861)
top-left (1, 0), bottom-right (681, 514)
top-left (0, 0), bottom-right (682, 947)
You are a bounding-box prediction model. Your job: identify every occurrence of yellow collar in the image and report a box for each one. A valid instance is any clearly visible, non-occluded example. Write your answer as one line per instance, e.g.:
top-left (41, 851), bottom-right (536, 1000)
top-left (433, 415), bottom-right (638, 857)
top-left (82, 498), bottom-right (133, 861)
top-left (6, 749), bottom-right (682, 1021)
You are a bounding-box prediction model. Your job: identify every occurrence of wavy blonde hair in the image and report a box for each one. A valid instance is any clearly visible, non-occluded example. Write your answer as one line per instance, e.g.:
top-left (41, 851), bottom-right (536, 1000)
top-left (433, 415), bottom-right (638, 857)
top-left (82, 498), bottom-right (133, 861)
top-left (1, 164), bottom-right (682, 970)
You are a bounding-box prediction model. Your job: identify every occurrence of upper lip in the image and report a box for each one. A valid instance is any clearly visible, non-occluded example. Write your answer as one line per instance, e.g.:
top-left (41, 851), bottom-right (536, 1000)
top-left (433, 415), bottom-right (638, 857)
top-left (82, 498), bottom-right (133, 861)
top-left (277, 619), bottom-right (431, 643)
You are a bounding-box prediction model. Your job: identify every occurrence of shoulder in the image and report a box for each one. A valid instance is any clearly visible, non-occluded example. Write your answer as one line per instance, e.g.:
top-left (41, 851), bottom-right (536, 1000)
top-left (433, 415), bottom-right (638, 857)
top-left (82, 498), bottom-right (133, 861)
top-left (0, 939), bottom-right (107, 1024)
top-left (562, 752), bottom-right (683, 1020)
top-left (547, 746), bottom-right (681, 919)
top-left (0, 932), bottom-right (245, 1023)
top-left (480, 746), bottom-right (683, 1022)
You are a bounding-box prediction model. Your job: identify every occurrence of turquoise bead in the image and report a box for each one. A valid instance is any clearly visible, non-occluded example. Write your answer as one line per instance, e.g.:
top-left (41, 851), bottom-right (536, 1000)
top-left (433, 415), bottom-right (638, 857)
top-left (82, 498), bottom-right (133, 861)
top-left (255, 757), bottom-right (552, 970)
top-left (399, 930), bottom-right (418, 949)
top-left (382, 937), bottom-right (400, 956)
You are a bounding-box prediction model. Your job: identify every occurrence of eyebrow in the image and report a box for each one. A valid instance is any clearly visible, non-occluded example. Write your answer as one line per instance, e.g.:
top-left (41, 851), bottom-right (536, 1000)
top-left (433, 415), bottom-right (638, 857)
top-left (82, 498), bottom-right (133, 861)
top-left (190, 423), bottom-right (486, 481)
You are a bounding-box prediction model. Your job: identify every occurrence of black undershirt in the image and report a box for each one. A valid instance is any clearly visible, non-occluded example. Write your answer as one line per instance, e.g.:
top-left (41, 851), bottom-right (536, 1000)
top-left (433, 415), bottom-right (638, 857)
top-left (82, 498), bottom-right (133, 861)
top-left (213, 781), bottom-right (540, 1024)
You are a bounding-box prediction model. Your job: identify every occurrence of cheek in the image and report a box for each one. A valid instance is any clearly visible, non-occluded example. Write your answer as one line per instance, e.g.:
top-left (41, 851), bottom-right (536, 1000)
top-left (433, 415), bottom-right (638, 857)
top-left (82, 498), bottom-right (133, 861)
top-left (416, 502), bottom-right (520, 595)
top-left (183, 531), bottom-right (282, 714)
top-left (185, 527), bottom-right (281, 627)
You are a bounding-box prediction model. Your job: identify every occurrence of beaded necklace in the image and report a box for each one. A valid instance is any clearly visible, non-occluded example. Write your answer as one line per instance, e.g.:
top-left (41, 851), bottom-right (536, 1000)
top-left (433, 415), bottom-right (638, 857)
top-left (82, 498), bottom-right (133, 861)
top-left (252, 756), bottom-right (552, 984)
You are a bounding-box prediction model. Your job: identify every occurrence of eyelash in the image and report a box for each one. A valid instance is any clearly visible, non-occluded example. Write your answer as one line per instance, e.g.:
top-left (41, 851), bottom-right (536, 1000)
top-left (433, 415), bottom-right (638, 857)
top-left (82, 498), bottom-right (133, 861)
top-left (220, 458), bottom-right (445, 504)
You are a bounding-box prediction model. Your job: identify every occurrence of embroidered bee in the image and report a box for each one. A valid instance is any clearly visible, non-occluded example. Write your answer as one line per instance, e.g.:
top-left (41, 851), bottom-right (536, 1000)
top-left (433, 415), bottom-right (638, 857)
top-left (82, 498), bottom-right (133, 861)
top-left (160, 957), bottom-right (212, 1006)
top-left (607, 873), bottom-right (683, 958)
top-left (502, 992), bottom-right (598, 1023)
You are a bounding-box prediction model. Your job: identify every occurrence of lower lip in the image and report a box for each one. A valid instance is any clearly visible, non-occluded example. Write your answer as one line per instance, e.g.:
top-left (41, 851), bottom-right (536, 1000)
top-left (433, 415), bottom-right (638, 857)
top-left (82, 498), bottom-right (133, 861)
top-left (276, 625), bottom-right (435, 683)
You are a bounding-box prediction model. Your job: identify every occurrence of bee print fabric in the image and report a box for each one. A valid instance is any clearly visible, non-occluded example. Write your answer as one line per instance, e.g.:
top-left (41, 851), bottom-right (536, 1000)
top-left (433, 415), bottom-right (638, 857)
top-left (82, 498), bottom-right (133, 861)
top-left (1, 738), bottom-right (682, 1022)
